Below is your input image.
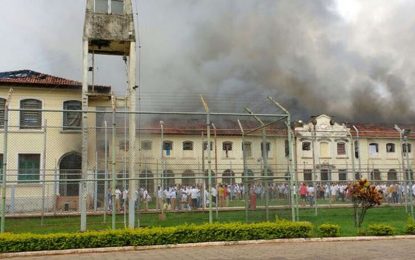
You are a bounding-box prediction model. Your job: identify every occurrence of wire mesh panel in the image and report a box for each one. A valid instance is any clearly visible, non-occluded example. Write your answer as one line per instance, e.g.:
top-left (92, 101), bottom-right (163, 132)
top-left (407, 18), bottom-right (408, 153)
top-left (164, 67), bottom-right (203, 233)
top-left (0, 107), bottom-right (414, 233)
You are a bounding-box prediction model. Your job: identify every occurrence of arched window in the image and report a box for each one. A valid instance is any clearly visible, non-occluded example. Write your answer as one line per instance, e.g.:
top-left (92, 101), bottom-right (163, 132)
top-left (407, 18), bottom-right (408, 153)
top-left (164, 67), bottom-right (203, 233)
top-left (0, 98), bottom-right (5, 128)
top-left (162, 170), bottom-right (175, 188)
top-left (387, 169), bottom-right (397, 181)
top-left (63, 100), bottom-right (81, 130)
top-left (59, 153), bottom-right (81, 196)
top-left (139, 170), bottom-right (154, 193)
top-left (222, 169), bottom-right (235, 185)
top-left (20, 99), bottom-right (42, 129)
top-left (182, 170), bottom-right (195, 186)
top-left (370, 169), bottom-right (381, 181)
top-left (204, 170), bottom-right (216, 187)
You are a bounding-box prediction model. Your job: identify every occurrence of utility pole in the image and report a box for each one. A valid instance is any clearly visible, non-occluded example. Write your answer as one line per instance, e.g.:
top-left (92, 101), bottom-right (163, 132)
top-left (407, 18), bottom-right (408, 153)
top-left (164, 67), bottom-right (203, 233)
top-left (201, 96), bottom-right (213, 224)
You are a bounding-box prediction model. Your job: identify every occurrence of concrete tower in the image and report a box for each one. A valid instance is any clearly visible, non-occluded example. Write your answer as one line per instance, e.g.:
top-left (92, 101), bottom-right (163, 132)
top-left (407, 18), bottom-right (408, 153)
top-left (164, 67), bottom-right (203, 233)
top-left (82, 0), bottom-right (137, 230)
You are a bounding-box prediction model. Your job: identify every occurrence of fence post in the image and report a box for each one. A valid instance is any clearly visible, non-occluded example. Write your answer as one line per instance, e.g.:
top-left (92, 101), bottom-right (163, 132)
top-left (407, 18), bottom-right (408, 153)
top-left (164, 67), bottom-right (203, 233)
top-left (1, 88), bottom-right (12, 233)
top-left (41, 119), bottom-right (47, 226)
top-left (111, 96), bottom-right (116, 230)
top-left (103, 120), bottom-right (108, 223)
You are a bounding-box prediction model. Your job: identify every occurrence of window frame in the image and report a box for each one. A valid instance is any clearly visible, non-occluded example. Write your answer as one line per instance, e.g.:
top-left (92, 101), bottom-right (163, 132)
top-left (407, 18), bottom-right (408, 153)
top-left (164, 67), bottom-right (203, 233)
top-left (63, 100), bottom-right (81, 131)
top-left (261, 142), bottom-right (271, 158)
top-left (18, 154), bottom-right (40, 183)
top-left (203, 141), bottom-right (213, 151)
top-left (141, 140), bottom-right (152, 151)
top-left (369, 143), bottom-right (379, 156)
top-left (386, 143), bottom-right (395, 153)
top-left (242, 141), bottom-right (252, 157)
top-left (163, 141), bottom-right (173, 156)
top-left (20, 99), bottom-right (42, 129)
top-left (182, 141), bottom-right (193, 151)
top-left (302, 141), bottom-right (311, 151)
top-left (403, 143), bottom-right (412, 154)
top-left (337, 142), bottom-right (346, 155)
top-left (0, 98), bottom-right (5, 129)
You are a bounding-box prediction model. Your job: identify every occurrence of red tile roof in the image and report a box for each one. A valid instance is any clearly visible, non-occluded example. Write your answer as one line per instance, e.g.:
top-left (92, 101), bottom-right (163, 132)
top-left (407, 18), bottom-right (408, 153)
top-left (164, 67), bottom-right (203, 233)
top-left (0, 70), bottom-right (111, 93)
top-left (347, 123), bottom-right (415, 139)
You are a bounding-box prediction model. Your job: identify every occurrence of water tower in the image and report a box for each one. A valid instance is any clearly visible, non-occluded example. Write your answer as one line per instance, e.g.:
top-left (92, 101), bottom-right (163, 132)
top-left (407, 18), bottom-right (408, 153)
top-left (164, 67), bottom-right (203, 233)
top-left (81, 0), bottom-right (137, 230)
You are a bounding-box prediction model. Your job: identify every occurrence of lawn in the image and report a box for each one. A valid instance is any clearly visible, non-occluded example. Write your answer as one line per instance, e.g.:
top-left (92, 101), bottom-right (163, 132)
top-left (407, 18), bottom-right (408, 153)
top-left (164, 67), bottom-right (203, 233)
top-left (2, 206), bottom-right (411, 236)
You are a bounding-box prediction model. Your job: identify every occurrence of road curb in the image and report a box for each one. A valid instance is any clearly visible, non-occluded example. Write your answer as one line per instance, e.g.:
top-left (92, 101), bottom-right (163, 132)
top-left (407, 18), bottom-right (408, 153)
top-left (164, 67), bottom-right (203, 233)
top-left (2, 235), bottom-right (415, 258)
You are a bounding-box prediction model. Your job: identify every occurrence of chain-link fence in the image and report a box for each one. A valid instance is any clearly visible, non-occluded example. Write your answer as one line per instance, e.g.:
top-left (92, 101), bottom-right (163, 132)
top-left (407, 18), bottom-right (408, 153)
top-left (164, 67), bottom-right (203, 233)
top-left (0, 107), bottom-right (414, 233)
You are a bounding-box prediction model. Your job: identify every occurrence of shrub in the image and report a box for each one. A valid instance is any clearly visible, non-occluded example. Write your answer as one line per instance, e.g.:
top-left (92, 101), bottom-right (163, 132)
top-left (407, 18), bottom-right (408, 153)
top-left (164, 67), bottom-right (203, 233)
top-left (405, 217), bottom-right (415, 235)
top-left (318, 224), bottom-right (340, 237)
top-left (0, 221), bottom-right (313, 253)
top-left (367, 224), bottom-right (394, 236)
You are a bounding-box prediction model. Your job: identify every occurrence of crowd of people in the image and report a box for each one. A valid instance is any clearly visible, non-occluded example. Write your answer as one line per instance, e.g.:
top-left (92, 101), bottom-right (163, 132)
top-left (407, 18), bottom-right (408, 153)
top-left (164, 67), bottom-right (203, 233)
top-left (105, 181), bottom-right (415, 212)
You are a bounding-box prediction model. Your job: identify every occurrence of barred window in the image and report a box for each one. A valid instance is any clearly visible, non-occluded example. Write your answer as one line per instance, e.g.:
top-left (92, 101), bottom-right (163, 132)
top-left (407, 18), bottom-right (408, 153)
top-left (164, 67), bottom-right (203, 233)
top-left (302, 142), bottom-right (311, 151)
top-left (337, 142), bottom-right (346, 155)
top-left (18, 154), bottom-right (40, 183)
top-left (242, 142), bottom-right (252, 157)
top-left (203, 141), bottom-right (213, 151)
top-left (338, 169), bottom-right (347, 181)
top-left (0, 98), bottom-right (5, 128)
top-left (20, 99), bottom-right (42, 129)
top-left (303, 169), bottom-right (312, 181)
top-left (403, 143), bottom-right (412, 154)
top-left (261, 142), bottom-right (271, 158)
top-left (183, 141), bottom-right (193, 151)
top-left (386, 143), bottom-right (395, 153)
top-left (141, 140), bottom-right (152, 150)
top-left (63, 100), bottom-right (81, 130)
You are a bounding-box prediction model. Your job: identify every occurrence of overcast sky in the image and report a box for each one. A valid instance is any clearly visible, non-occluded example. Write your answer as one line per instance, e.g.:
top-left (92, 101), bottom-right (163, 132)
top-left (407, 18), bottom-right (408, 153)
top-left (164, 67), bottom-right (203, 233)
top-left (1, 0), bottom-right (415, 122)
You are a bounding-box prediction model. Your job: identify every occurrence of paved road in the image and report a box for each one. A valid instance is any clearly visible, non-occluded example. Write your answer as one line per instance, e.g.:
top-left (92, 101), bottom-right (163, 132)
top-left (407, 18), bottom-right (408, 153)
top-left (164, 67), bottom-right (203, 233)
top-left (9, 238), bottom-right (415, 260)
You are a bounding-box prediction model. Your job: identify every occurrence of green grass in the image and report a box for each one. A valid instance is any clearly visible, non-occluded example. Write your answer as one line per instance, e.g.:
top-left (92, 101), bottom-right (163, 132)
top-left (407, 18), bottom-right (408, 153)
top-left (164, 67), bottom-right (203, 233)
top-left (2, 206), bottom-right (411, 236)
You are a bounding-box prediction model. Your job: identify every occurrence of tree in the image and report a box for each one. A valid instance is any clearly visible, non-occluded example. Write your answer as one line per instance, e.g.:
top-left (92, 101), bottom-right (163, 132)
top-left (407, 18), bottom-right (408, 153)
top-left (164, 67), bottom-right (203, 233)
top-left (346, 179), bottom-right (383, 227)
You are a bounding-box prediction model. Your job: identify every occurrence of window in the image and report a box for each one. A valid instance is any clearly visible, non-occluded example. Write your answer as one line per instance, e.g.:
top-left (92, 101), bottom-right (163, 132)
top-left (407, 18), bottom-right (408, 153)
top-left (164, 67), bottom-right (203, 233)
top-left (370, 169), bottom-right (381, 181)
top-left (111, 0), bottom-right (124, 14)
top-left (405, 169), bottom-right (414, 181)
top-left (18, 154), bottom-right (40, 183)
top-left (337, 142), bottom-right (346, 155)
top-left (223, 141), bottom-right (232, 158)
top-left (20, 99), bottom-right (42, 129)
top-left (94, 0), bottom-right (123, 14)
top-left (119, 140), bottom-right (129, 151)
top-left (320, 169), bottom-right (329, 181)
top-left (302, 142), bottom-right (311, 151)
top-left (386, 143), bottom-right (395, 153)
top-left (0, 98), bottom-right (5, 128)
top-left (261, 142), bottom-right (271, 158)
top-left (182, 141), bottom-right (193, 151)
top-left (242, 142), bottom-right (252, 157)
top-left (387, 169), bottom-right (397, 181)
top-left (320, 142), bottom-right (329, 157)
top-left (338, 169), bottom-right (347, 181)
top-left (354, 141), bottom-right (359, 159)
top-left (63, 100), bottom-right (81, 130)
top-left (303, 169), bottom-right (312, 181)
top-left (403, 143), bottom-right (411, 154)
top-left (369, 143), bottom-right (379, 156)
top-left (284, 140), bottom-right (289, 157)
top-left (163, 141), bottom-right (173, 156)
top-left (203, 141), bottom-right (213, 151)
top-left (141, 140), bottom-right (152, 150)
